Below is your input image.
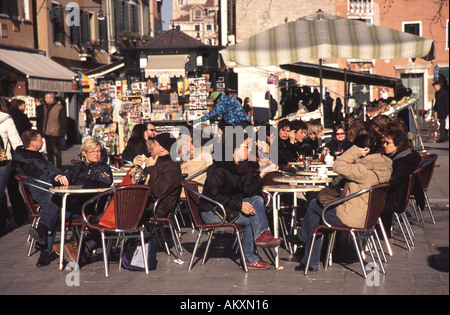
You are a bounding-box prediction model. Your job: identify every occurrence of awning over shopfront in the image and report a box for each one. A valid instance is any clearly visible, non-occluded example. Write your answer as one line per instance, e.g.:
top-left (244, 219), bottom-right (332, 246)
top-left (0, 48), bottom-right (76, 93)
top-left (145, 54), bottom-right (189, 78)
top-left (280, 62), bottom-right (402, 88)
top-left (85, 59), bottom-right (125, 79)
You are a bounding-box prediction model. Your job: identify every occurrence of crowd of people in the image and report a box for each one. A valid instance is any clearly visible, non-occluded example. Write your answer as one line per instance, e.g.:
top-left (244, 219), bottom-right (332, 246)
top-left (0, 84), bottom-right (445, 272)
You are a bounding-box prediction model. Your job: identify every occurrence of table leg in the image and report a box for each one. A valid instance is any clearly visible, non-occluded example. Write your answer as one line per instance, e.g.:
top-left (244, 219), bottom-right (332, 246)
top-left (273, 192), bottom-right (279, 269)
top-left (59, 193), bottom-right (69, 271)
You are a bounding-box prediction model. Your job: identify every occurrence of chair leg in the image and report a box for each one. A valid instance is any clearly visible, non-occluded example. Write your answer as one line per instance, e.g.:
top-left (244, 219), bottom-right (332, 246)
top-left (373, 229), bottom-right (388, 263)
top-left (76, 230), bottom-right (86, 267)
top-left (369, 234), bottom-right (385, 274)
top-left (393, 213), bottom-right (412, 251)
top-left (424, 192), bottom-right (436, 225)
top-left (411, 199), bottom-right (426, 228)
top-left (100, 231), bottom-right (109, 278)
top-left (324, 232), bottom-right (336, 270)
top-left (377, 218), bottom-right (393, 257)
top-left (235, 230), bottom-right (248, 273)
top-left (350, 231), bottom-right (368, 279)
top-left (169, 221), bottom-right (182, 260)
top-left (401, 212), bottom-right (415, 246)
top-left (140, 228), bottom-right (149, 275)
top-left (304, 233), bottom-right (317, 275)
top-left (188, 228), bottom-right (203, 271)
top-left (202, 228), bottom-right (215, 266)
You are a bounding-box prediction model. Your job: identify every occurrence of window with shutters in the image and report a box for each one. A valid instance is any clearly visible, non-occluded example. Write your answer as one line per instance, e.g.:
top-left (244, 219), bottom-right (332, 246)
top-left (51, 3), bottom-right (64, 45)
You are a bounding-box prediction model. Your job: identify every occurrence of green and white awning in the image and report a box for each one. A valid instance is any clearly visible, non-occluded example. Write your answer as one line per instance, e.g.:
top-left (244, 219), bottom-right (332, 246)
top-left (221, 11), bottom-right (435, 68)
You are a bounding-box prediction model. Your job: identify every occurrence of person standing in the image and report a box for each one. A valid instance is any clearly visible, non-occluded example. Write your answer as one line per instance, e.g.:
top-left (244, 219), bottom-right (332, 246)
top-left (432, 81), bottom-right (449, 143)
top-left (201, 92), bottom-right (251, 128)
top-left (9, 99), bottom-right (32, 137)
top-left (42, 93), bottom-right (67, 169)
top-left (0, 98), bottom-right (23, 234)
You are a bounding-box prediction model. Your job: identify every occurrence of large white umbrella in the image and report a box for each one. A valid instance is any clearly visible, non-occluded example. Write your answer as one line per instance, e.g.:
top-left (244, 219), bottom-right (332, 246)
top-left (221, 10), bottom-right (435, 68)
top-left (221, 10), bottom-right (435, 122)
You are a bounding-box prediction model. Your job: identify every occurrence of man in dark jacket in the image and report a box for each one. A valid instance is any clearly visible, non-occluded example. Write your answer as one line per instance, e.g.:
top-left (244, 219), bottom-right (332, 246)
top-left (432, 81), bottom-right (449, 143)
top-left (13, 130), bottom-right (69, 266)
top-left (134, 133), bottom-right (183, 218)
top-left (199, 133), bottom-right (280, 270)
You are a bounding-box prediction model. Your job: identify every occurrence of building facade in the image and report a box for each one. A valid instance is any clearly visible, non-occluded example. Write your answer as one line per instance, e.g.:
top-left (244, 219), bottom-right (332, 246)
top-left (171, 0), bottom-right (219, 45)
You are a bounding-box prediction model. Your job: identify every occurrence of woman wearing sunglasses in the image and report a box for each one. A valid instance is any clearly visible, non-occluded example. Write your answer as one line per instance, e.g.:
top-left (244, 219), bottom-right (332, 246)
top-left (326, 124), bottom-right (351, 158)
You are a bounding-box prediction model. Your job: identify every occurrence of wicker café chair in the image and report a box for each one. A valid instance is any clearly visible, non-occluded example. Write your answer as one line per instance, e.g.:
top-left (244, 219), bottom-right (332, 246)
top-left (77, 185), bottom-right (151, 278)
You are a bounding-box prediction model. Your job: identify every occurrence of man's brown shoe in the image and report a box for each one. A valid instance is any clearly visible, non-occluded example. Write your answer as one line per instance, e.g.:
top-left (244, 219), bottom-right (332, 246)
top-left (64, 241), bottom-right (82, 264)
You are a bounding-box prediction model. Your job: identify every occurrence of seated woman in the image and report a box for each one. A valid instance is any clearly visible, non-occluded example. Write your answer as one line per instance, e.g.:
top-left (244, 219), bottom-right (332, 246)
top-left (277, 119), bottom-right (296, 167)
top-left (326, 124), bottom-right (351, 158)
top-left (122, 124), bottom-right (149, 162)
top-left (288, 132), bottom-right (392, 272)
top-left (380, 127), bottom-right (423, 237)
top-left (199, 132), bottom-right (280, 270)
top-left (289, 120), bottom-right (313, 158)
top-left (179, 125), bottom-right (213, 196)
top-left (304, 120), bottom-right (324, 158)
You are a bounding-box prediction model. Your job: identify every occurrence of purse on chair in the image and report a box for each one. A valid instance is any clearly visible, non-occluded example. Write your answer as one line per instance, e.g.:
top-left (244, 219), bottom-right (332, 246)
top-left (317, 177), bottom-right (350, 207)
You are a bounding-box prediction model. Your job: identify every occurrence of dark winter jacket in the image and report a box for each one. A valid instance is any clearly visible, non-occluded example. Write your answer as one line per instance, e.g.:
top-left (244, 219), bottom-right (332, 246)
top-left (434, 87), bottom-right (449, 120)
top-left (9, 108), bottom-right (32, 137)
top-left (200, 160), bottom-right (264, 223)
top-left (383, 149), bottom-right (424, 213)
top-left (13, 146), bottom-right (63, 203)
top-left (122, 138), bottom-right (149, 162)
top-left (326, 137), bottom-right (351, 157)
top-left (143, 154), bottom-right (183, 218)
top-left (65, 160), bottom-right (113, 188)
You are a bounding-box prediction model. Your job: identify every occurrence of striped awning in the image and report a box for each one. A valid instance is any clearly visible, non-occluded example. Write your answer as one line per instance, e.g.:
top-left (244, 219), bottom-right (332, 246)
top-left (0, 48), bottom-right (77, 92)
top-left (221, 11), bottom-right (435, 68)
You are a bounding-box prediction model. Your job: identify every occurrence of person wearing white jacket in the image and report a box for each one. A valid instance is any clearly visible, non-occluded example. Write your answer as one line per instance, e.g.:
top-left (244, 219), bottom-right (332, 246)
top-left (0, 98), bottom-right (23, 233)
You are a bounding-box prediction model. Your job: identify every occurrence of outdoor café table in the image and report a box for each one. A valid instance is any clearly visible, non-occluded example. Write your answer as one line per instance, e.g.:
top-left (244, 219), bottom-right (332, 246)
top-left (262, 184), bottom-right (325, 269)
top-left (49, 185), bottom-right (112, 271)
top-left (273, 175), bottom-right (333, 186)
top-left (296, 170), bottom-right (339, 177)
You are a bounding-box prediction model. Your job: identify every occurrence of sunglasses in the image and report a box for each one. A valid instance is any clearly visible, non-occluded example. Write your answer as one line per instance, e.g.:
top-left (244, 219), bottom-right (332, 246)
top-left (383, 141), bottom-right (393, 145)
top-left (336, 132), bottom-right (346, 136)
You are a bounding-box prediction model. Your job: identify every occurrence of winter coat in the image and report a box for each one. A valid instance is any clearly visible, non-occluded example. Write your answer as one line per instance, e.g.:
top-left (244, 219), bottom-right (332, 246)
top-left (200, 161), bottom-right (264, 223)
top-left (0, 112), bottom-right (23, 159)
top-left (122, 138), bottom-right (149, 162)
top-left (13, 146), bottom-right (62, 203)
top-left (43, 101), bottom-right (67, 138)
top-left (65, 160), bottom-right (113, 188)
top-left (383, 148), bottom-right (424, 213)
top-left (434, 88), bottom-right (449, 120)
top-left (278, 137), bottom-right (297, 166)
top-left (9, 108), bottom-right (32, 137)
top-left (201, 94), bottom-right (251, 127)
top-left (143, 154), bottom-right (183, 218)
top-left (332, 145), bottom-right (392, 229)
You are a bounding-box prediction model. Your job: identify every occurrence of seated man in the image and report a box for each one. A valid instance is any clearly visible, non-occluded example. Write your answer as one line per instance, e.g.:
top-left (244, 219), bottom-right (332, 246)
top-left (14, 131), bottom-right (113, 266)
top-left (133, 133), bottom-right (183, 218)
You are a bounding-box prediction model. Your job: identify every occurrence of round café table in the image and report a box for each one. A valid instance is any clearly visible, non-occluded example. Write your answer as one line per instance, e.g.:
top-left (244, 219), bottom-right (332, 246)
top-left (262, 184), bottom-right (325, 269)
top-left (296, 170), bottom-right (339, 177)
top-left (49, 185), bottom-right (113, 271)
top-left (273, 175), bottom-right (332, 185)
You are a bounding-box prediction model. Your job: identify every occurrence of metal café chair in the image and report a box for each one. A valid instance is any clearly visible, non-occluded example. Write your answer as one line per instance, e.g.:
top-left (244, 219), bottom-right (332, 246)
top-left (77, 185), bottom-right (151, 278)
top-left (304, 183), bottom-right (390, 279)
top-left (182, 180), bottom-right (248, 272)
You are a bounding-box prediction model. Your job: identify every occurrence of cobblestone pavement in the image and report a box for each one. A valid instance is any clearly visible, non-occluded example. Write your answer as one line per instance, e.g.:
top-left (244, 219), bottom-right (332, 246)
top-left (0, 136), bottom-right (448, 298)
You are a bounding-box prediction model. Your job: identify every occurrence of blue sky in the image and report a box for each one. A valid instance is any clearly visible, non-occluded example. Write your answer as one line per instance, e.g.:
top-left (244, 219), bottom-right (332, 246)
top-left (162, 0), bottom-right (173, 30)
